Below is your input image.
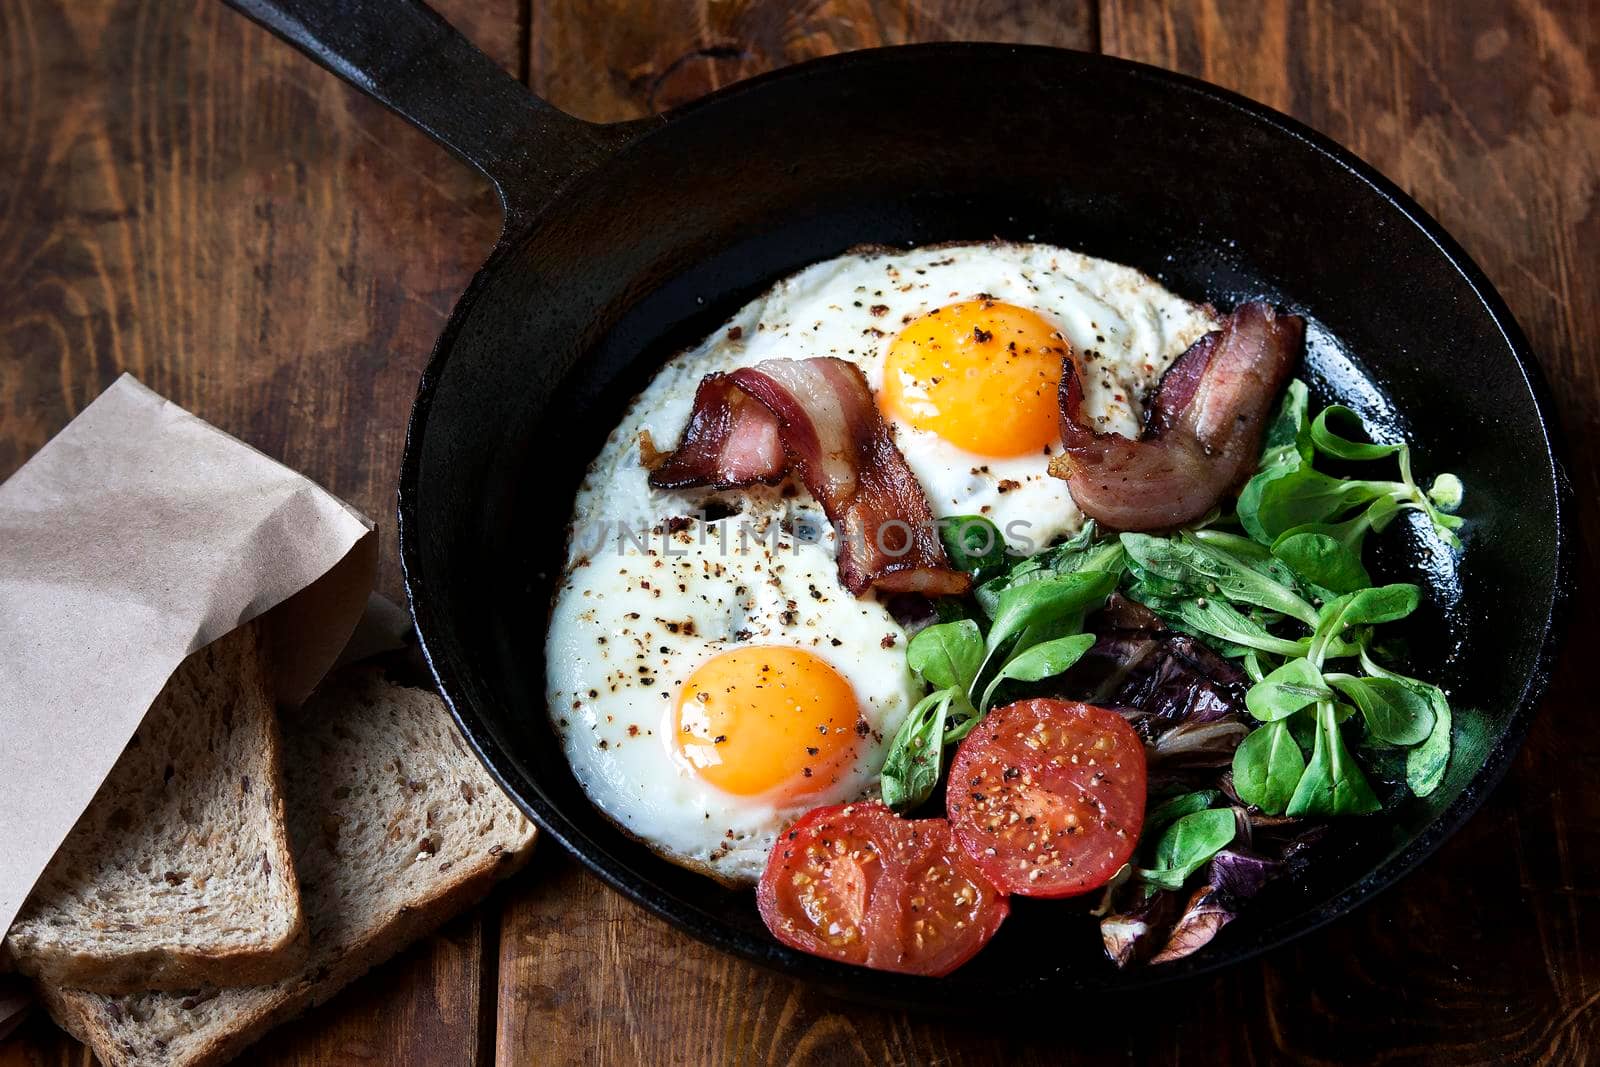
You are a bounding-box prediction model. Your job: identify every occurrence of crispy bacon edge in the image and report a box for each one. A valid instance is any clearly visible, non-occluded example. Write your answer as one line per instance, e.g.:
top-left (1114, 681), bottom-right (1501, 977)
top-left (648, 357), bottom-right (971, 598)
top-left (1048, 301), bottom-right (1304, 531)
top-left (647, 374), bottom-right (786, 489)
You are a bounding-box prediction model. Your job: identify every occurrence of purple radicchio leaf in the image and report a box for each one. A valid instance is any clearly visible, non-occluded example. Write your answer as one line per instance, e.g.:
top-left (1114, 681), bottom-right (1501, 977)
top-left (1149, 719), bottom-right (1251, 767)
top-left (1100, 888), bottom-right (1181, 968)
top-left (1206, 848), bottom-right (1282, 900)
top-left (1063, 596), bottom-right (1249, 741)
top-left (1060, 590), bottom-right (1329, 969)
top-left (1149, 885), bottom-right (1236, 964)
top-left (1142, 842), bottom-right (1293, 965)
top-left (1100, 813), bottom-right (1330, 967)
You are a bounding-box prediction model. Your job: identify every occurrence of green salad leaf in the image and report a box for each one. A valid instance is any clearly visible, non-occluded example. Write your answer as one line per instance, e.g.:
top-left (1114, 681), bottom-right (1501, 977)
top-left (1121, 532), bottom-right (1319, 627)
top-left (880, 689), bottom-right (955, 812)
top-left (980, 633), bottom-right (1096, 712)
top-left (939, 515), bottom-right (1009, 584)
top-left (1137, 808), bottom-right (1237, 891)
top-left (905, 620), bottom-right (982, 693)
top-left (1141, 594), bottom-right (1309, 659)
top-left (1259, 378), bottom-right (1313, 467)
top-left (1191, 528), bottom-right (1275, 563)
top-left (1306, 583), bottom-right (1419, 667)
top-left (1360, 646), bottom-right (1455, 797)
top-left (1327, 675), bottom-right (1435, 746)
top-left (1246, 658), bottom-right (1330, 721)
top-left (974, 522), bottom-right (1122, 617)
top-left (1243, 468), bottom-right (1391, 544)
top-left (1310, 405), bottom-right (1405, 461)
top-left (1232, 719), bottom-right (1307, 814)
top-left (1406, 689), bottom-right (1453, 797)
top-left (1239, 388), bottom-right (1464, 549)
top-left (982, 569), bottom-right (1115, 676)
top-left (1286, 702), bottom-right (1381, 816)
top-left (1271, 530), bottom-right (1371, 595)
top-left (1144, 790), bottom-right (1224, 836)
top-left (1270, 495), bottom-right (1399, 566)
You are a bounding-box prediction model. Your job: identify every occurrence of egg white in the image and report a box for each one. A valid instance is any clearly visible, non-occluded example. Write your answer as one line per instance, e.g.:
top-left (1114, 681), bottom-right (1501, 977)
top-left (547, 503), bottom-right (915, 884)
top-left (547, 240), bottom-right (1215, 884)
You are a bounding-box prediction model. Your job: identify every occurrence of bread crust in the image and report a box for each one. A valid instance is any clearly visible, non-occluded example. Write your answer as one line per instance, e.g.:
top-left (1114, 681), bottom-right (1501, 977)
top-left (39, 667), bottom-right (536, 1067)
top-left (40, 849), bottom-right (525, 1067)
top-left (5, 624), bottom-right (305, 994)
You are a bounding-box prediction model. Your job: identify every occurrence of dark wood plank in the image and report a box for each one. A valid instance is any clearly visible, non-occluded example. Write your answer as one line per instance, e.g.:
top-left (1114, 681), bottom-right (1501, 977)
top-left (0, 1014), bottom-right (92, 1067)
top-left (496, 1), bottom-right (1600, 1064)
top-left (0, 1), bottom-right (518, 1064)
top-left (6, 0), bottom-right (1598, 1064)
top-left (1099, 0), bottom-right (1600, 1062)
top-left (527, 0), bottom-right (1095, 120)
top-left (242, 911), bottom-right (491, 1067)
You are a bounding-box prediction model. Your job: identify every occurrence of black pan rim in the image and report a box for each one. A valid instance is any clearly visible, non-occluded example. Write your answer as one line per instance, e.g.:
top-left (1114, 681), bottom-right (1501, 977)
top-left (396, 42), bottom-right (1575, 1002)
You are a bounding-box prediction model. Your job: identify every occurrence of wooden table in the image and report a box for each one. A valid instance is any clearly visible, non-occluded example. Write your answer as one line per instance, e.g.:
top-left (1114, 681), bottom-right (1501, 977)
top-left (1, 1), bottom-right (1595, 1063)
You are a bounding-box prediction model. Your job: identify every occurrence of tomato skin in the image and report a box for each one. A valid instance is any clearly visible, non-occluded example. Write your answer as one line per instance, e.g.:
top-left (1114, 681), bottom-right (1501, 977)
top-left (757, 801), bottom-right (1009, 976)
top-left (947, 699), bottom-right (1146, 898)
top-left (868, 816), bottom-right (1010, 976)
top-left (756, 802), bottom-right (889, 968)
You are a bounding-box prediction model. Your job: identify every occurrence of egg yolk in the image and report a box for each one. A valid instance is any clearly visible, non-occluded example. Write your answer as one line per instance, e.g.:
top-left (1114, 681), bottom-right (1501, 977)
top-left (880, 300), bottom-right (1068, 457)
top-left (675, 647), bottom-right (860, 800)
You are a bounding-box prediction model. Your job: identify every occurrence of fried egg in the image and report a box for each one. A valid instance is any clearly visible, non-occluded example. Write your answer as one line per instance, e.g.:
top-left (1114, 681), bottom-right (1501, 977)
top-left (547, 503), bottom-right (915, 883)
top-left (547, 241), bottom-right (1214, 884)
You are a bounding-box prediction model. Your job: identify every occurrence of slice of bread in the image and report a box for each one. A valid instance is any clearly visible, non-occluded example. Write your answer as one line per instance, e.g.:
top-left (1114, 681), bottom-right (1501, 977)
top-left (5, 624), bottom-right (304, 993)
top-left (40, 666), bottom-right (536, 1067)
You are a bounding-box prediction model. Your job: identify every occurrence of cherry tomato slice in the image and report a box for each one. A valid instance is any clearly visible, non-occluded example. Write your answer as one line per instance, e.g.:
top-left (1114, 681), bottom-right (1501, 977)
top-left (870, 816), bottom-right (1010, 976)
top-left (757, 801), bottom-right (1009, 976)
top-left (947, 699), bottom-right (1146, 897)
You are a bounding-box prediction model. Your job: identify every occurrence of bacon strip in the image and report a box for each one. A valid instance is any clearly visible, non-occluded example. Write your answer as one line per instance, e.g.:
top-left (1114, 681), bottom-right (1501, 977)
top-left (648, 374), bottom-right (786, 489)
top-left (648, 358), bottom-right (970, 597)
top-left (1049, 302), bottom-right (1304, 531)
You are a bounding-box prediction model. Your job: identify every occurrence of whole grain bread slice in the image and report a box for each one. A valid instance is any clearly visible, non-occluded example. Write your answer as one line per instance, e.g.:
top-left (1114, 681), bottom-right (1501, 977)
top-left (5, 623), bottom-right (304, 993)
top-left (40, 666), bottom-right (537, 1067)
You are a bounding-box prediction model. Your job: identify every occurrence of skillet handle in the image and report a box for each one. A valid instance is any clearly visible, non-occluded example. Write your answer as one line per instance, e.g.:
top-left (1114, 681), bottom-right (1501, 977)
top-left (223, 0), bottom-right (638, 228)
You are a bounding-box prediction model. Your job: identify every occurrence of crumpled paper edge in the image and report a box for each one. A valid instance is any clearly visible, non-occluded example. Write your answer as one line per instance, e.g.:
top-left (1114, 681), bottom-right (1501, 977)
top-left (0, 375), bottom-right (377, 936)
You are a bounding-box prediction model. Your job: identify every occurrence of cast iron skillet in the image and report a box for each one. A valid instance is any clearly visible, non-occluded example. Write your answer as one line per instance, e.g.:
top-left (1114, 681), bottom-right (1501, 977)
top-left (230, 0), bottom-right (1571, 1004)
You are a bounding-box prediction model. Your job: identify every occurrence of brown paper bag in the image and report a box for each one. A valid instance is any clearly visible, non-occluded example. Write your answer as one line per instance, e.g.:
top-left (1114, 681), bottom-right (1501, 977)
top-left (0, 374), bottom-right (377, 936)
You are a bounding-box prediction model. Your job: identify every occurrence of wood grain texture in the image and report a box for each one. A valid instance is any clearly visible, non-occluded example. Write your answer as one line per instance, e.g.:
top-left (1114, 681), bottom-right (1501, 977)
top-left (0, 0), bottom-right (515, 1065)
top-left (3, 0), bottom-right (1598, 1064)
top-left (527, 0), bottom-right (1093, 120)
